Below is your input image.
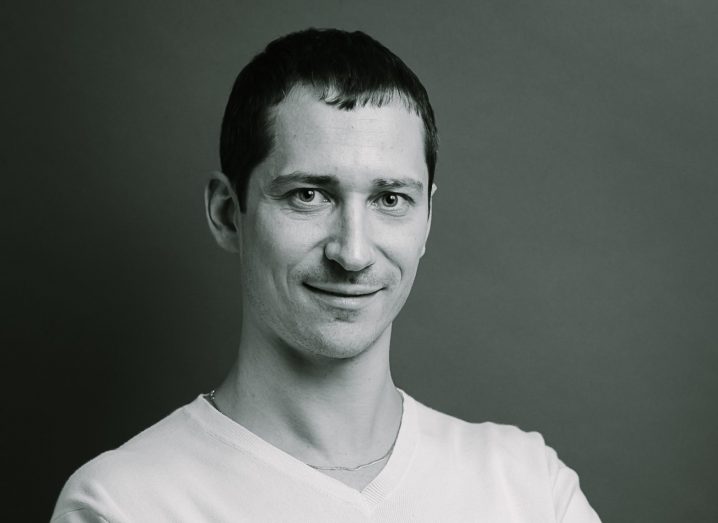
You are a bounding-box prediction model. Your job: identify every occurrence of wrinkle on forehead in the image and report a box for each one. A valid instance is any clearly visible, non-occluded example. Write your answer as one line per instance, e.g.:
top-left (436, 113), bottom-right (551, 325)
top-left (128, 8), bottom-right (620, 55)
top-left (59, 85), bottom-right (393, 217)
top-left (260, 85), bottom-right (428, 186)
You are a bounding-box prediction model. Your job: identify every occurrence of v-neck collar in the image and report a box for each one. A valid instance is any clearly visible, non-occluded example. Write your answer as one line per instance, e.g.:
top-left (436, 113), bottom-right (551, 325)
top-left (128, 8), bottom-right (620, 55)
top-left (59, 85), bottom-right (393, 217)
top-left (186, 388), bottom-right (419, 514)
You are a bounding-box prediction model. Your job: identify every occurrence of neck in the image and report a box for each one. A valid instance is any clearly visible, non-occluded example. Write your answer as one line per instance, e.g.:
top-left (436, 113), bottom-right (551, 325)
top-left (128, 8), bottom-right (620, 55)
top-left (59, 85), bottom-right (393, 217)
top-left (214, 320), bottom-right (403, 469)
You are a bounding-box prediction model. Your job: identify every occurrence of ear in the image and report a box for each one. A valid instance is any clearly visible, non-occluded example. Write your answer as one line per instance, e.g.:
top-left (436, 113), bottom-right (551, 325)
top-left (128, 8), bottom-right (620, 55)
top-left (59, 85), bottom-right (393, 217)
top-left (205, 171), bottom-right (241, 253)
top-left (421, 183), bottom-right (437, 257)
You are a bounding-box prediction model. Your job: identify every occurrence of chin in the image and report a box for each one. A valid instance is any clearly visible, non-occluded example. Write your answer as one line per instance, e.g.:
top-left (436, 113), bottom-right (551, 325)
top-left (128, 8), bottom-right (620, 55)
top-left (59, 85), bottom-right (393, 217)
top-left (289, 322), bottom-right (389, 361)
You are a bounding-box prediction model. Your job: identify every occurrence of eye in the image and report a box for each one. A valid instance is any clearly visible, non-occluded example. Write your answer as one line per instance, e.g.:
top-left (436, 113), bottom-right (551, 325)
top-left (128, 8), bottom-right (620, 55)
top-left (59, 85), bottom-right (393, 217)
top-left (287, 188), bottom-right (330, 209)
top-left (380, 193), bottom-right (400, 207)
top-left (373, 192), bottom-right (412, 215)
top-left (296, 189), bottom-right (319, 203)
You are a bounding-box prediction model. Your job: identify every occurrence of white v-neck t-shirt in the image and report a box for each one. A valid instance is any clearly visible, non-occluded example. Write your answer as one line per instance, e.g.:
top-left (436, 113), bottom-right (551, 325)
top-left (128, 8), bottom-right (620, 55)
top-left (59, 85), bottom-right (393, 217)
top-left (52, 390), bottom-right (600, 522)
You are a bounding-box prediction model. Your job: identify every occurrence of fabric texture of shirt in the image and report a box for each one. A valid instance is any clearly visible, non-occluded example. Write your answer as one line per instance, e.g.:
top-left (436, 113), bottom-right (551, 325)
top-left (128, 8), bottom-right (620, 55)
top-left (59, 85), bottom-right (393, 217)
top-left (52, 390), bottom-right (601, 522)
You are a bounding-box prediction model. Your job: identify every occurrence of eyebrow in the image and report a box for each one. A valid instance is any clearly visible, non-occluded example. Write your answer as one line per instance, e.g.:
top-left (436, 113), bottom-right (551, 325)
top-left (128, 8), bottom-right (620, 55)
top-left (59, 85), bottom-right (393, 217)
top-left (267, 172), bottom-right (424, 193)
top-left (267, 173), bottom-right (337, 192)
top-left (373, 177), bottom-right (424, 193)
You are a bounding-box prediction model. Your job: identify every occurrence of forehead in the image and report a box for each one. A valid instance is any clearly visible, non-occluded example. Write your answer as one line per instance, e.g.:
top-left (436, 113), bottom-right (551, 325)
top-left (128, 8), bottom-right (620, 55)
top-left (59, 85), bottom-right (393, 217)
top-left (264, 86), bottom-right (428, 186)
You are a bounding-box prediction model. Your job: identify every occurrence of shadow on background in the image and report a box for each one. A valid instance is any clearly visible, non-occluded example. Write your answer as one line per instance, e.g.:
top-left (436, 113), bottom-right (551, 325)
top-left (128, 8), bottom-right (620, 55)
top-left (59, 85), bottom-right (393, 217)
top-left (3, 1), bottom-right (717, 521)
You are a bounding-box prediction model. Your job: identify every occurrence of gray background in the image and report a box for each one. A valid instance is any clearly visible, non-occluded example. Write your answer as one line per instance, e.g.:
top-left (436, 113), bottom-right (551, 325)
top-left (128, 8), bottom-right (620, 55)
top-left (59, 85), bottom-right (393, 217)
top-left (3, 1), bottom-right (717, 521)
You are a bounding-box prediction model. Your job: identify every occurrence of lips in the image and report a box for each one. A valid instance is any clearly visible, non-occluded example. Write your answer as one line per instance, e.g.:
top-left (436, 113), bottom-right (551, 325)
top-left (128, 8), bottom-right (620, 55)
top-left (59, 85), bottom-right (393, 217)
top-left (302, 282), bottom-right (384, 312)
top-left (303, 283), bottom-right (383, 297)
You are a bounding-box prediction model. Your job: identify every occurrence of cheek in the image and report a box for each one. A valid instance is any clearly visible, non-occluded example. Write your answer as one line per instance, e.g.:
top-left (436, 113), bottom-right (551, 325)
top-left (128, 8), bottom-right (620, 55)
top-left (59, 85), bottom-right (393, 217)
top-left (375, 220), bottom-right (428, 269)
top-left (250, 210), bottom-right (323, 273)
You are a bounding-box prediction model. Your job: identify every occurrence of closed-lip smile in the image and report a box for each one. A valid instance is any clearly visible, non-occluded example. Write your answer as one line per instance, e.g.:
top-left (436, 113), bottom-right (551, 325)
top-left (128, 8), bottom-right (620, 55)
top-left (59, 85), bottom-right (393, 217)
top-left (303, 283), bottom-right (383, 297)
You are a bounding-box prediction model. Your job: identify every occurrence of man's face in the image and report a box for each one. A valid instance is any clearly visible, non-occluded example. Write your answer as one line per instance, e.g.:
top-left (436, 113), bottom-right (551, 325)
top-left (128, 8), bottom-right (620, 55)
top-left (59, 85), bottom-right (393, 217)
top-left (237, 86), bottom-right (432, 359)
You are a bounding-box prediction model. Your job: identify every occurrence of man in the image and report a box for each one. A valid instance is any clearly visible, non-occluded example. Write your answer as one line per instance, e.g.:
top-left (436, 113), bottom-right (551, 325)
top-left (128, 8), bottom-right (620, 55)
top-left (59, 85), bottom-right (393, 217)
top-left (53, 28), bottom-right (600, 522)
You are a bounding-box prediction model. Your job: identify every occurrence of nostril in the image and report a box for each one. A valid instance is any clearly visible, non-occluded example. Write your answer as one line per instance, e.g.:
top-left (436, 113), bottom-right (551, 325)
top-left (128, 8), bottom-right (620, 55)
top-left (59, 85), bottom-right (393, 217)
top-left (324, 239), bottom-right (375, 272)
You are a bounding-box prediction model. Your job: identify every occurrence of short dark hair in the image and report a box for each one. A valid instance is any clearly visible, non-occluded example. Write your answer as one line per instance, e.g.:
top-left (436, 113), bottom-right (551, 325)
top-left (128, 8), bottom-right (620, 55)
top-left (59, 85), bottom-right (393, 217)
top-left (220, 28), bottom-right (438, 211)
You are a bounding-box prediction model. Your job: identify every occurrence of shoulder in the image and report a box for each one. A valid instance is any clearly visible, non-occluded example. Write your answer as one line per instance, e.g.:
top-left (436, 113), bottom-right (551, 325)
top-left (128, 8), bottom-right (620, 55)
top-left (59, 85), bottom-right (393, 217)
top-left (409, 395), bottom-right (567, 486)
top-left (412, 396), bottom-right (549, 461)
top-left (409, 396), bottom-right (601, 522)
top-left (52, 398), bottom-right (203, 521)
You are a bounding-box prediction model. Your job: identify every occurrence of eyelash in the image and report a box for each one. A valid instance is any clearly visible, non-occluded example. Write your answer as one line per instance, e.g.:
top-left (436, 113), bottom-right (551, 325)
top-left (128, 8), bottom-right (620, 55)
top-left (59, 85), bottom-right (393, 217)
top-left (286, 189), bottom-right (413, 212)
top-left (289, 188), bottom-right (329, 205)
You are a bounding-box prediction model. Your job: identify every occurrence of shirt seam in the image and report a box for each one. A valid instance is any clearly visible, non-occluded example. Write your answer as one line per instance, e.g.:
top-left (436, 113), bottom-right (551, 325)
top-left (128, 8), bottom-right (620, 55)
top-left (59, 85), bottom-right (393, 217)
top-left (52, 506), bottom-right (111, 523)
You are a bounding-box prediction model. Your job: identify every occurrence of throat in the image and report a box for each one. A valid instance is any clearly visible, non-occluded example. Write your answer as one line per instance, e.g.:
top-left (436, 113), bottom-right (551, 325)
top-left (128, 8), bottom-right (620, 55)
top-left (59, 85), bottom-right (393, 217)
top-left (213, 336), bottom-right (404, 488)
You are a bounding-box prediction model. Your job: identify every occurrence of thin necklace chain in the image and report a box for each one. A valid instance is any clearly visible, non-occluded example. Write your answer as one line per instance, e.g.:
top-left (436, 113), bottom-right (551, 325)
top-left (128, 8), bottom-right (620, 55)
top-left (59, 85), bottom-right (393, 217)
top-left (207, 389), bottom-right (402, 472)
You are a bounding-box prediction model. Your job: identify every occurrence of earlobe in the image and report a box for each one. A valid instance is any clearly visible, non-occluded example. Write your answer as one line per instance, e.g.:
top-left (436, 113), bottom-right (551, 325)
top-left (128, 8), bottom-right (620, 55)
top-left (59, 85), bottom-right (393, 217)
top-left (205, 171), bottom-right (241, 253)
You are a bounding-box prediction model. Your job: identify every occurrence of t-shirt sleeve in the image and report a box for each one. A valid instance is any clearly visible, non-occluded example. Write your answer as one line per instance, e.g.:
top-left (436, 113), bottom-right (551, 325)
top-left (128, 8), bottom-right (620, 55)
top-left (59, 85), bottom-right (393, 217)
top-left (545, 445), bottom-right (602, 522)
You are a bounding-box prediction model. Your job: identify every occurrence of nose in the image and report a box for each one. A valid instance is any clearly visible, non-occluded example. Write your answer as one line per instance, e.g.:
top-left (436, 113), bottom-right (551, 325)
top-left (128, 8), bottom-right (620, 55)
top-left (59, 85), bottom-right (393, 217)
top-left (324, 202), bottom-right (376, 272)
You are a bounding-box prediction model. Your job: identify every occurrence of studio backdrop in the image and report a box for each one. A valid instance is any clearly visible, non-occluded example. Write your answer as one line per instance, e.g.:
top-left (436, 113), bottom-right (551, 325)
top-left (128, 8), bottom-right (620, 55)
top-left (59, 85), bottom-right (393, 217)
top-left (3, 1), bottom-right (717, 521)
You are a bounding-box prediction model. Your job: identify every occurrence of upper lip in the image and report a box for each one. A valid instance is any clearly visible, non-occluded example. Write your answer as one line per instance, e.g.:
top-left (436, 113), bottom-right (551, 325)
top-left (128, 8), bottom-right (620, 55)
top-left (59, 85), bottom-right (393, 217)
top-left (304, 283), bottom-right (383, 297)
